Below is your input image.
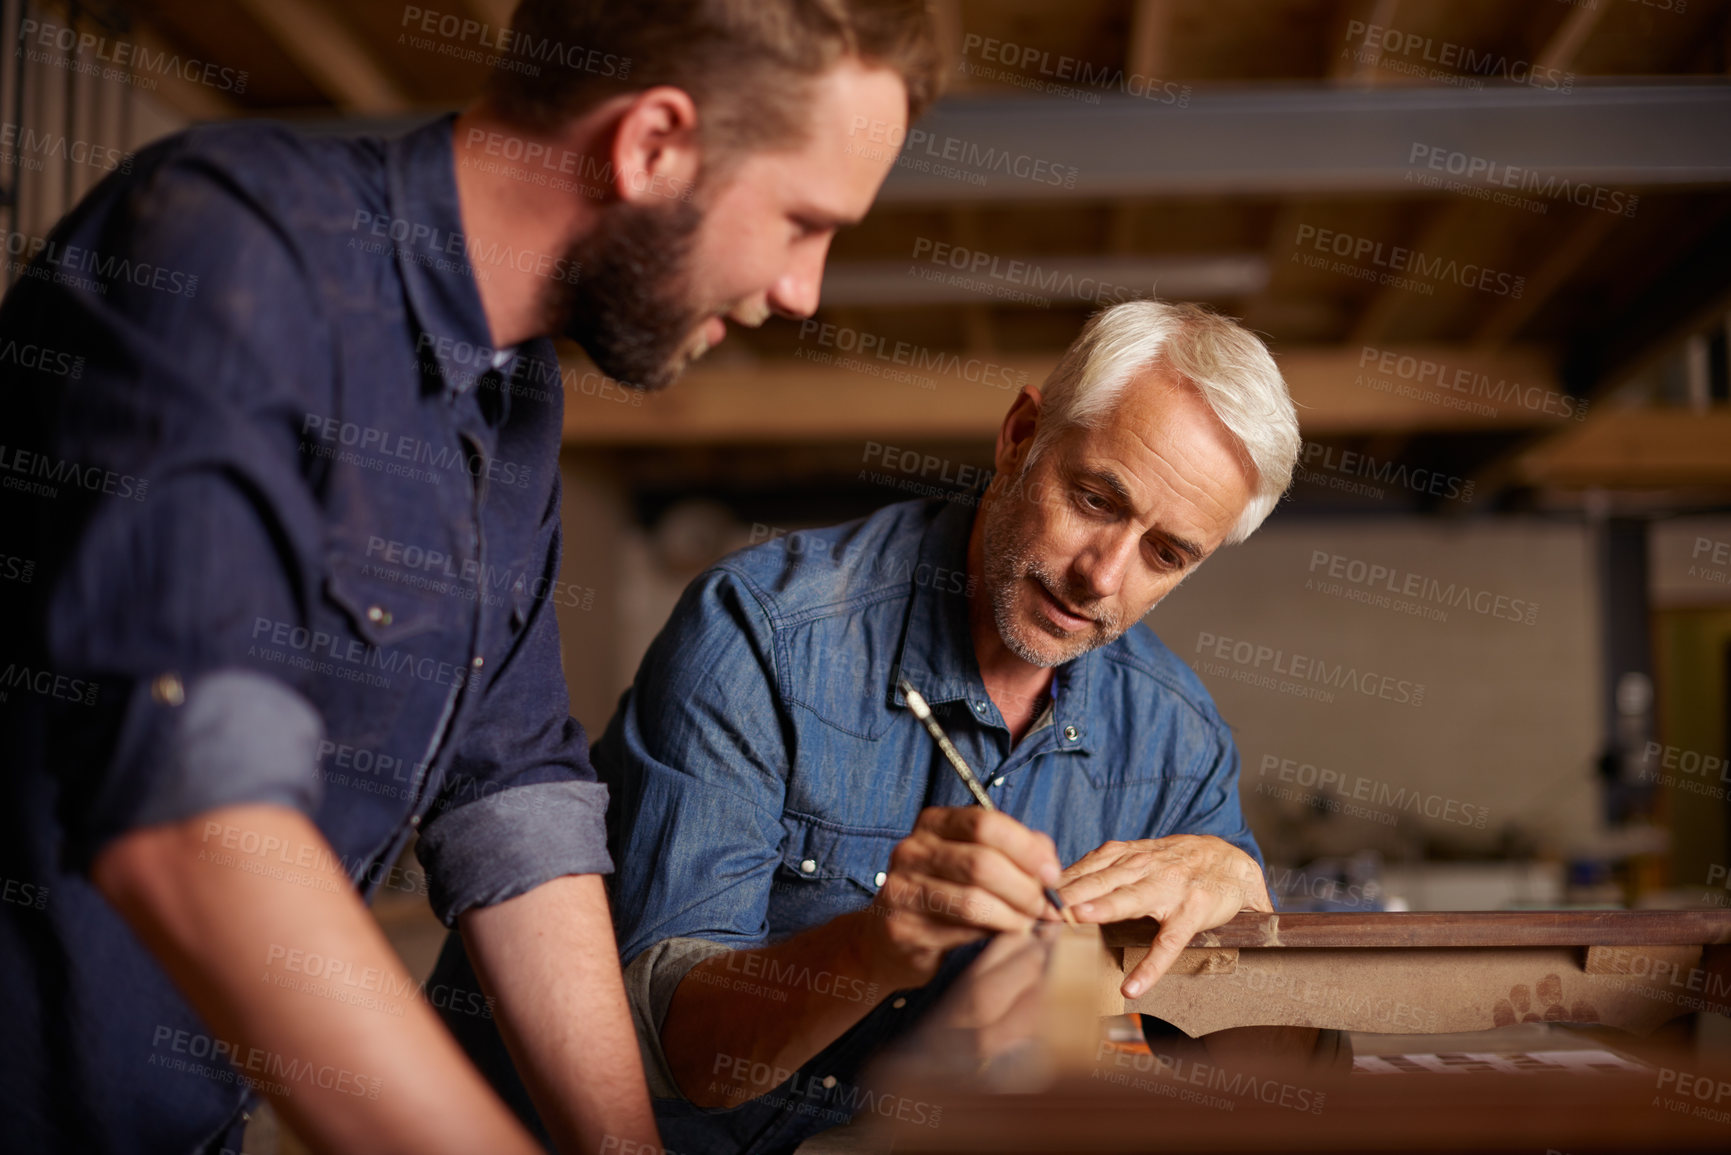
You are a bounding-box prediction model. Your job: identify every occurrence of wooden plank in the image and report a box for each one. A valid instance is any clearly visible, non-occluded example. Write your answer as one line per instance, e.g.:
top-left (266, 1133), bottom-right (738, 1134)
top-left (1122, 944), bottom-right (1701, 1036)
top-left (461, 0), bottom-right (515, 25)
top-left (1101, 910), bottom-right (1731, 951)
top-left (862, 927), bottom-right (1731, 1151)
top-left (1474, 210), bottom-right (1619, 348)
top-left (233, 0), bottom-right (409, 113)
top-left (1332, 0), bottom-right (1402, 82)
top-left (1533, 0), bottom-right (1612, 76)
top-left (1125, 0), bottom-right (1174, 82)
top-left (558, 344), bottom-right (1564, 444)
top-left (1349, 202), bottom-right (1471, 346)
top-left (1168, 948), bottom-right (1239, 976)
top-left (111, 17), bottom-right (241, 121)
top-left (1511, 409), bottom-right (1731, 488)
top-left (865, 1063), bottom-right (1731, 1153)
top-left (1040, 924), bottom-right (1118, 1072)
top-left (1585, 944), bottom-right (1702, 975)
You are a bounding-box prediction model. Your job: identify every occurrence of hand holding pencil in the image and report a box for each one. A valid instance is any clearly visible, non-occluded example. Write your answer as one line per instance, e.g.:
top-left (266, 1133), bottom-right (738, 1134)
top-left (857, 678), bottom-right (1077, 987)
top-left (899, 676), bottom-right (1077, 925)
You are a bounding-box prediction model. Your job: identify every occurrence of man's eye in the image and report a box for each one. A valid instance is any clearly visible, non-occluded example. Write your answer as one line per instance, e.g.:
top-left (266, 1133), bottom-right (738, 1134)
top-left (1078, 491), bottom-right (1110, 512)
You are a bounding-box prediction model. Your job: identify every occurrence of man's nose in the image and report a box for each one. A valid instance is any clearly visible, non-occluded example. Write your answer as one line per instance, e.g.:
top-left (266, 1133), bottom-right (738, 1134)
top-left (1073, 532), bottom-right (1139, 599)
top-left (768, 238), bottom-right (831, 320)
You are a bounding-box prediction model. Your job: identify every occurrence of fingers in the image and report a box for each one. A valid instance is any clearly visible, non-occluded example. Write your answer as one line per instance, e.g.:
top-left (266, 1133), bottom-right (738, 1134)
top-left (1059, 836), bottom-right (1274, 923)
top-left (1122, 913), bottom-right (1205, 999)
top-left (915, 807), bottom-right (1061, 888)
top-left (879, 862), bottom-right (1036, 934)
top-left (1056, 840), bottom-right (1127, 888)
top-left (1060, 859), bottom-right (1151, 912)
top-left (1066, 876), bottom-right (1156, 924)
top-left (915, 836), bottom-right (1051, 923)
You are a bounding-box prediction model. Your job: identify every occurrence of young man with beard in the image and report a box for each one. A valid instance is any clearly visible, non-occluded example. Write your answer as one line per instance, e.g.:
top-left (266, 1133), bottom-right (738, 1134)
top-left (431, 300), bottom-right (1302, 1152)
top-left (0, 2), bottom-right (938, 1153)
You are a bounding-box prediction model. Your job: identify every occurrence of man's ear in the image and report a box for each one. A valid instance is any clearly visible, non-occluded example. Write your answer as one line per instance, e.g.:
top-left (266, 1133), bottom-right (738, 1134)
top-left (607, 86), bottom-right (703, 206)
top-left (994, 385), bottom-right (1043, 477)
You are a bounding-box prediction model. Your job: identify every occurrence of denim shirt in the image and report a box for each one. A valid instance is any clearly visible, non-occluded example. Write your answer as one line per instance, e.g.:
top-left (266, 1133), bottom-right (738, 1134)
top-left (435, 497), bottom-right (1261, 1155)
top-left (0, 116), bottom-right (609, 1153)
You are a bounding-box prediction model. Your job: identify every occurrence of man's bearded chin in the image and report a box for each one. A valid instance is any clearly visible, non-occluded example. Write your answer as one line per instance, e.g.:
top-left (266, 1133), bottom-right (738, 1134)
top-left (981, 488), bottom-right (1124, 668)
top-left (552, 195), bottom-right (706, 393)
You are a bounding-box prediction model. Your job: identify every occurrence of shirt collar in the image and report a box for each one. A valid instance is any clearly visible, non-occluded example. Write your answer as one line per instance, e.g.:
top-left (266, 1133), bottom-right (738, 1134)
top-left (385, 114), bottom-right (503, 399)
top-left (889, 499), bottom-right (1098, 754)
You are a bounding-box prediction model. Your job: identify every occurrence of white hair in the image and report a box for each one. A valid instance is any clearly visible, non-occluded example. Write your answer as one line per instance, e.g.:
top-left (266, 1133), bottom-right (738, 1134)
top-left (1026, 300), bottom-right (1300, 545)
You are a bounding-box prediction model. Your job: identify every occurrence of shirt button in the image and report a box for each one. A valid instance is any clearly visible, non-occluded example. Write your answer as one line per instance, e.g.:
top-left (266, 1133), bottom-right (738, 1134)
top-left (1064, 724), bottom-right (1081, 742)
top-left (409, 815), bottom-right (421, 829)
top-left (892, 997), bottom-right (907, 1009)
top-left (800, 859), bottom-right (817, 874)
top-left (150, 673), bottom-right (185, 707)
top-left (991, 776), bottom-right (1005, 788)
top-left (821, 1075), bottom-right (838, 1089)
top-left (471, 655), bottom-right (484, 669)
top-left (972, 700), bottom-right (988, 715)
top-left (366, 605), bottom-right (392, 626)
top-left (874, 871), bottom-right (886, 887)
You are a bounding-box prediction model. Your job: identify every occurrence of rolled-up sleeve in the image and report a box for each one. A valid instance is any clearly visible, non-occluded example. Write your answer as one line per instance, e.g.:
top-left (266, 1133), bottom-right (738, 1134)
top-left (27, 160), bottom-right (338, 870)
top-left (121, 670), bottom-right (325, 831)
top-left (591, 565), bottom-right (793, 1096)
top-left (414, 476), bottom-right (613, 926)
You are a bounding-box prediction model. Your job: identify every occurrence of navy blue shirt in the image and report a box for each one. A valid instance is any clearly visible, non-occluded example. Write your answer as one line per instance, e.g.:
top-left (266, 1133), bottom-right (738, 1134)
top-left (0, 116), bottom-right (610, 1153)
top-left (434, 497), bottom-right (1261, 1154)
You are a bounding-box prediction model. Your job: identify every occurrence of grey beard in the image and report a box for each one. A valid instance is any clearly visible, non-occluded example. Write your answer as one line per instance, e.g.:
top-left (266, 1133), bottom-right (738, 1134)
top-left (980, 499), bottom-right (1122, 668)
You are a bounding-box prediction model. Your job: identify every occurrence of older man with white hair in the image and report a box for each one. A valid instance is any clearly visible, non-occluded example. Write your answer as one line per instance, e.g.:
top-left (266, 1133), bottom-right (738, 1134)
top-left (433, 299), bottom-right (1302, 1154)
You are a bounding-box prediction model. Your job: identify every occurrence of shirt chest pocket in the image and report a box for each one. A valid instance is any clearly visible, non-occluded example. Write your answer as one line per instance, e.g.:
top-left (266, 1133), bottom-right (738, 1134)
top-left (317, 551), bottom-right (460, 752)
top-left (771, 812), bottom-right (905, 929)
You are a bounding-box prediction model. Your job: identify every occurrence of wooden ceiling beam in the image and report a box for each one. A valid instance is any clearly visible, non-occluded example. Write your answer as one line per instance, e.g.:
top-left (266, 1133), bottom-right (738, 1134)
top-left (1533, 0), bottom-right (1612, 76)
top-left (1474, 210), bottom-right (1618, 349)
top-left (1349, 202), bottom-right (1470, 345)
top-left (233, 0), bottom-right (411, 113)
top-left (1332, 0), bottom-right (1401, 83)
top-left (557, 344), bottom-right (1563, 445)
top-left (1127, 0), bottom-right (1175, 81)
top-left (1563, 207), bottom-right (1731, 396)
top-left (25, 1), bottom-right (240, 121)
top-left (948, 207), bottom-right (997, 353)
top-left (930, 0), bottom-right (968, 95)
top-left (119, 19), bottom-right (239, 121)
top-left (1398, 6), bottom-right (1613, 349)
top-left (462, 0), bottom-right (516, 26)
top-left (1510, 409), bottom-right (1731, 488)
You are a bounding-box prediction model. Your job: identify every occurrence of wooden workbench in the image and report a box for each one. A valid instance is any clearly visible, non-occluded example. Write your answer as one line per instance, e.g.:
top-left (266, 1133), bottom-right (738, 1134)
top-left (839, 912), bottom-right (1731, 1153)
top-left (1106, 910), bottom-right (1731, 1036)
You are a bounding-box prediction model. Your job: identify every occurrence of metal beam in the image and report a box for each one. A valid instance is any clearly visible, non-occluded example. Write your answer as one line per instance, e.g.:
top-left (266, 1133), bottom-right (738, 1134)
top-left (877, 84), bottom-right (1731, 203)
